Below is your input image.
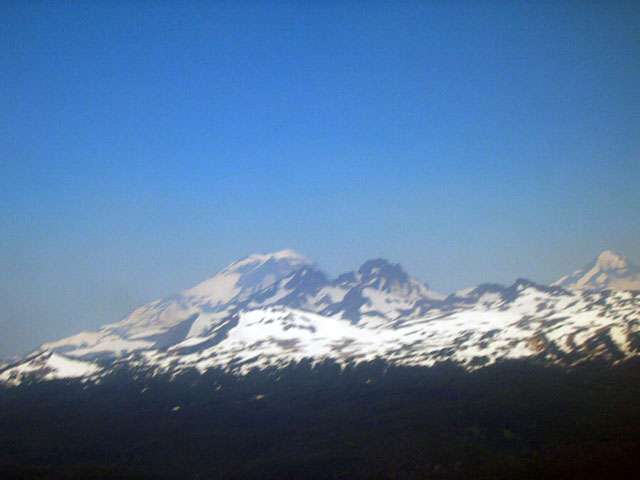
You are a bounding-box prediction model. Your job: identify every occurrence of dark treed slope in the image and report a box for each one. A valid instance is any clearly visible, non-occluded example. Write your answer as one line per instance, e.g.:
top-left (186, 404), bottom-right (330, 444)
top-left (2, 359), bottom-right (640, 479)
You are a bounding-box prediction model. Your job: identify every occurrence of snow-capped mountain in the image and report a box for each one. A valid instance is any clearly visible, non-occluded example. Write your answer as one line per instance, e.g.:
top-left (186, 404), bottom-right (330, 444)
top-left (182, 249), bottom-right (317, 304)
top-left (552, 250), bottom-right (640, 291)
top-left (2, 249), bottom-right (640, 385)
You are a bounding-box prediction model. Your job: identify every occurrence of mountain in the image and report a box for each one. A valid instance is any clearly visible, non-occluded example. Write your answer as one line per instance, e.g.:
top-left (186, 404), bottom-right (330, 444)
top-left (2, 249), bottom-right (640, 385)
top-left (552, 250), bottom-right (640, 291)
top-left (182, 249), bottom-right (316, 304)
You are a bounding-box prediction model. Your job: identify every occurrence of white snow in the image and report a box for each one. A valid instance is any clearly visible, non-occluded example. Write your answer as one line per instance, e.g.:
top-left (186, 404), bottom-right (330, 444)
top-left (0, 353), bottom-right (101, 385)
top-left (182, 249), bottom-right (314, 302)
top-left (132, 284), bottom-right (640, 375)
top-left (182, 271), bottom-right (243, 303)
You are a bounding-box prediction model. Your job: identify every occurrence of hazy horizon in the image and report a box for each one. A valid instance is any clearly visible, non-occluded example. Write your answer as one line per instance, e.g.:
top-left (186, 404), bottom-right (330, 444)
top-left (2, 2), bottom-right (639, 357)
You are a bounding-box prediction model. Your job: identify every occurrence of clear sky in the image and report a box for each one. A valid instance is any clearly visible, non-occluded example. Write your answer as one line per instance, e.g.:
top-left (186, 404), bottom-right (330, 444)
top-left (1, 1), bottom-right (639, 357)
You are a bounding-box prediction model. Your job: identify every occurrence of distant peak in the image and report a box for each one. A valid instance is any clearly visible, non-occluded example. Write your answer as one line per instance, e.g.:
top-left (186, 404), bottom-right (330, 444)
top-left (358, 258), bottom-right (397, 272)
top-left (514, 278), bottom-right (537, 288)
top-left (358, 258), bottom-right (407, 277)
top-left (552, 250), bottom-right (640, 291)
top-left (268, 248), bottom-right (311, 261)
top-left (236, 249), bottom-right (312, 265)
top-left (221, 250), bottom-right (314, 275)
top-left (357, 259), bottom-right (411, 290)
top-left (184, 249), bottom-right (314, 301)
top-left (595, 250), bottom-right (629, 270)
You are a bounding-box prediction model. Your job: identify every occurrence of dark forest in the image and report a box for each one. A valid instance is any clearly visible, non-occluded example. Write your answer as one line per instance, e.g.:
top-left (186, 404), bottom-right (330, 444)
top-left (2, 359), bottom-right (640, 479)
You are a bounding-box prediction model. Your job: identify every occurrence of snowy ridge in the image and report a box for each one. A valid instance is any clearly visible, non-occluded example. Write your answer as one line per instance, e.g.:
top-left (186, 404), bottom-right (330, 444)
top-left (128, 287), bottom-right (640, 374)
top-left (0, 352), bottom-right (100, 385)
top-left (3, 249), bottom-right (640, 385)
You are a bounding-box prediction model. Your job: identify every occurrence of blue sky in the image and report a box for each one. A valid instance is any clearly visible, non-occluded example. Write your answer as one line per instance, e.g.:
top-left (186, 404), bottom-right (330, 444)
top-left (1, 1), bottom-right (639, 356)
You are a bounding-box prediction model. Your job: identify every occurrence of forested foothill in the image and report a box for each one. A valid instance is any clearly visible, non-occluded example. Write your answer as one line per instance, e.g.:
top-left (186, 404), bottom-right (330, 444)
top-left (2, 358), bottom-right (640, 479)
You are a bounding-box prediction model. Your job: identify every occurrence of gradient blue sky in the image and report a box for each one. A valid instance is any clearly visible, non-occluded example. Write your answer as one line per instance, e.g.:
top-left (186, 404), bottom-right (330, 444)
top-left (1, 1), bottom-right (639, 356)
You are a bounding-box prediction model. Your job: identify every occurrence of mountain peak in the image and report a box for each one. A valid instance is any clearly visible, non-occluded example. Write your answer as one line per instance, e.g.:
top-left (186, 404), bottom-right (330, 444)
top-left (595, 250), bottom-right (629, 270)
top-left (183, 249), bottom-right (315, 302)
top-left (351, 259), bottom-right (440, 298)
top-left (358, 259), bottom-right (410, 289)
top-left (552, 250), bottom-right (640, 291)
top-left (227, 249), bottom-right (312, 270)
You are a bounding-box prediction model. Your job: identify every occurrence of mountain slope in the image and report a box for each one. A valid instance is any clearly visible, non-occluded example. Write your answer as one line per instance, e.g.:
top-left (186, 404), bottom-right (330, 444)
top-left (33, 251), bottom-right (445, 362)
